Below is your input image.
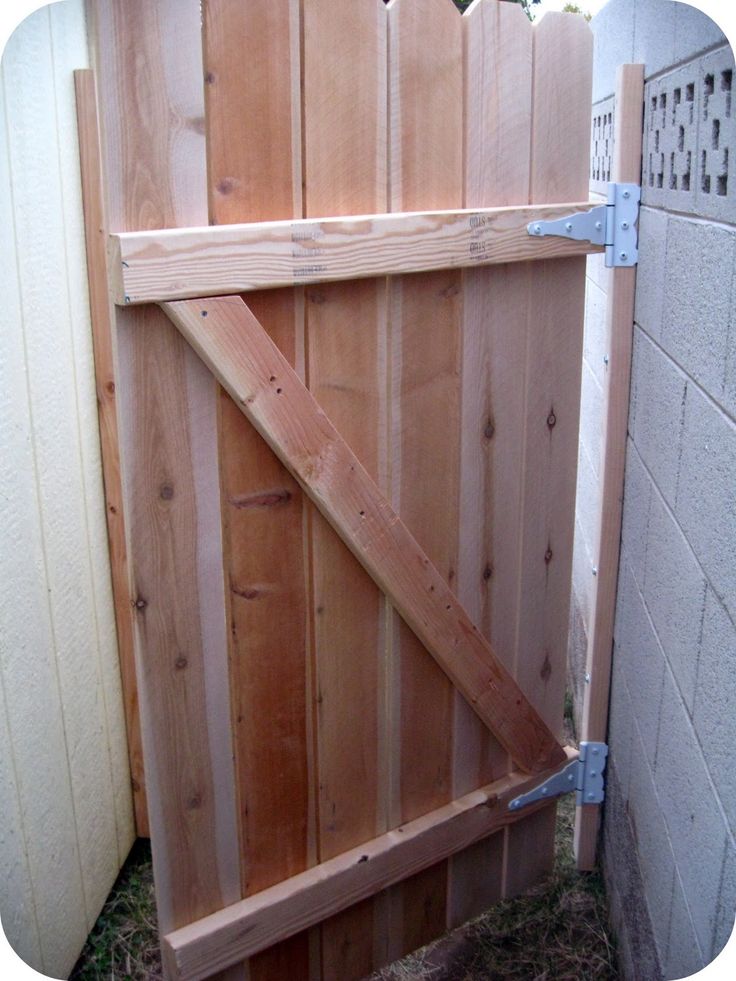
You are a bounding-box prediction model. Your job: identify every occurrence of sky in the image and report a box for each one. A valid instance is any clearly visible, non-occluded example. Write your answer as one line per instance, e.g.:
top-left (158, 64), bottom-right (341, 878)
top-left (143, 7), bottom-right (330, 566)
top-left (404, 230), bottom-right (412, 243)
top-left (533, 0), bottom-right (617, 20)
top-left (534, 0), bottom-right (734, 44)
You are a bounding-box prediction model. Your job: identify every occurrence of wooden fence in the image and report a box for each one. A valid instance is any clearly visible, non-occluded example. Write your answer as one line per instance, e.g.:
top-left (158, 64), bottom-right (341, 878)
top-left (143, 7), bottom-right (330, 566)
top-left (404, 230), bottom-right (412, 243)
top-left (80, 1), bottom-right (594, 977)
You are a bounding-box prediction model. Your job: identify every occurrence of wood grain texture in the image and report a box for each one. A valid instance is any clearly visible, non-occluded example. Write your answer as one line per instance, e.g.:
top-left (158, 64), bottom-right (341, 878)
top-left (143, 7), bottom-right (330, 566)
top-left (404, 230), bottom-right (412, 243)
top-left (74, 68), bottom-right (148, 837)
top-left (88, 0), bottom-right (242, 943)
top-left (162, 749), bottom-right (578, 981)
top-left (505, 9), bottom-right (593, 895)
top-left (163, 297), bottom-right (567, 779)
top-left (451, 0), bottom-right (533, 927)
top-left (109, 203), bottom-right (601, 303)
top-left (302, 5), bottom-right (388, 973)
top-left (202, 3), bottom-right (310, 975)
top-left (386, 0), bottom-right (464, 950)
top-left (575, 64), bottom-right (644, 871)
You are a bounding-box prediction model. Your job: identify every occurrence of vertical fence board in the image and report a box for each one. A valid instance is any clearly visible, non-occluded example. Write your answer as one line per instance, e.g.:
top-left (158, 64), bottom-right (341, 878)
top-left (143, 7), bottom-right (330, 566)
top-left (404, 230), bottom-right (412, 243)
top-left (451, 0), bottom-right (533, 926)
top-left (302, 2), bottom-right (388, 977)
top-left (505, 10), bottom-right (593, 894)
top-left (575, 63), bottom-right (644, 871)
top-left (74, 67), bottom-right (148, 839)
top-left (202, 2), bottom-right (309, 977)
top-left (387, 0), bottom-right (463, 954)
top-left (88, 0), bottom-right (242, 944)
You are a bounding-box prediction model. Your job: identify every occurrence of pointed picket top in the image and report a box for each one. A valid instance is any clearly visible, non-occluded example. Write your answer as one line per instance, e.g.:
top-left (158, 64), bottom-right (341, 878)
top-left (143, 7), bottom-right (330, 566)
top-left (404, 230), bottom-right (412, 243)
top-left (463, 0), bottom-right (533, 207)
top-left (531, 8), bottom-right (594, 203)
top-left (387, 0), bottom-right (464, 212)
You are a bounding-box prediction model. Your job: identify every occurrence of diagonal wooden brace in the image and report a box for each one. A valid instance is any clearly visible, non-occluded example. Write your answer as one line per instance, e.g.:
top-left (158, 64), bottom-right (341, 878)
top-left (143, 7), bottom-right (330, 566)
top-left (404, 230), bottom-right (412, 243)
top-left (161, 296), bottom-right (567, 776)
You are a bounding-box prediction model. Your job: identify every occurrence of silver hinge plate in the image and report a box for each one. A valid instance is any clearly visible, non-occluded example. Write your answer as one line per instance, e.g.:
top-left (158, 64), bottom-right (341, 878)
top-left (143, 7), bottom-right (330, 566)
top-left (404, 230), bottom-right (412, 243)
top-left (508, 742), bottom-right (609, 812)
top-left (527, 182), bottom-right (640, 267)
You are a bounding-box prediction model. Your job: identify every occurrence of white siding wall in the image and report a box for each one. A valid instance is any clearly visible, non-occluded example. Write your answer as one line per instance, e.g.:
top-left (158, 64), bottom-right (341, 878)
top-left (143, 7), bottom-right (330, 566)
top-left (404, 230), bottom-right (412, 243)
top-left (0, 2), bottom-right (135, 976)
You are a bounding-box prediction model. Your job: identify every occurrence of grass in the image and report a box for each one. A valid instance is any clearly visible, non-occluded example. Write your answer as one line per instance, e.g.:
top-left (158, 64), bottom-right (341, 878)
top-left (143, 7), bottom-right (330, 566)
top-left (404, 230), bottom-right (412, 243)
top-left (369, 794), bottom-right (617, 981)
top-left (70, 839), bottom-right (161, 981)
top-left (72, 768), bottom-right (616, 979)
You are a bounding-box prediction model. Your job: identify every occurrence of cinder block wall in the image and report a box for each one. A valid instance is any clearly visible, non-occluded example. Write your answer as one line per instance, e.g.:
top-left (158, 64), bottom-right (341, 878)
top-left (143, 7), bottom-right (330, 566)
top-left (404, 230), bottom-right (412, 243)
top-left (570, 1), bottom-right (736, 978)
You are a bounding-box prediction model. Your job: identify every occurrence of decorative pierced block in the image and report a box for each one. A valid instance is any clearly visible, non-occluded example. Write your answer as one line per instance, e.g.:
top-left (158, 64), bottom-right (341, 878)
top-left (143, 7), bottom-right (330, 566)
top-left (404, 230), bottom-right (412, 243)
top-left (699, 47), bottom-right (733, 220)
top-left (590, 96), bottom-right (614, 194)
top-left (643, 46), bottom-right (734, 221)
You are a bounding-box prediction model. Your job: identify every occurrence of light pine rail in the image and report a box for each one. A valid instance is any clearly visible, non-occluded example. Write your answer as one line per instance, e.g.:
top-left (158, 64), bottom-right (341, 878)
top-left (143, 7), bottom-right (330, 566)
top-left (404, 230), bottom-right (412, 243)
top-left (162, 748), bottom-right (578, 981)
top-left (110, 202), bottom-right (602, 304)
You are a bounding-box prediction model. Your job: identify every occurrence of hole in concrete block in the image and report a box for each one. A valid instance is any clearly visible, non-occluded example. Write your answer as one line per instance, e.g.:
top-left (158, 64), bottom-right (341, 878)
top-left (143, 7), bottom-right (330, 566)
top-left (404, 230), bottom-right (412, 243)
top-left (655, 129), bottom-right (660, 152)
top-left (705, 73), bottom-right (715, 96)
top-left (712, 118), bottom-right (720, 149)
top-left (657, 153), bottom-right (664, 188)
top-left (717, 148), bottom-right (728, 196)
top-left (701, 150), bottom-right (711, 193)
top-left (670, 152), bottom-right (677, 189)
top-left (722, 69), bottom-right (733, 92)
top-left (682, 151), bottom-right (691, 191)
top-left (686, 83), bottom-right (695, 101)
top-left (678, 125), bottom-right (685, 152)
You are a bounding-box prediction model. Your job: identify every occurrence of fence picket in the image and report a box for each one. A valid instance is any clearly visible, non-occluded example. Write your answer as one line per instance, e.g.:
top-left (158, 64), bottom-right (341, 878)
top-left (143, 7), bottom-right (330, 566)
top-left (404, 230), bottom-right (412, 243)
top-left (202, 1), bottom-right (310, 976)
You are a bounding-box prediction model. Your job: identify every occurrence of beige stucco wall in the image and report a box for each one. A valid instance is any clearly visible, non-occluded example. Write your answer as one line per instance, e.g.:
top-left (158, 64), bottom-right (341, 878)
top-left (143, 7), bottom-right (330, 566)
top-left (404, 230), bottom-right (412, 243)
top-left (0, 2), bottom-right (134, 976)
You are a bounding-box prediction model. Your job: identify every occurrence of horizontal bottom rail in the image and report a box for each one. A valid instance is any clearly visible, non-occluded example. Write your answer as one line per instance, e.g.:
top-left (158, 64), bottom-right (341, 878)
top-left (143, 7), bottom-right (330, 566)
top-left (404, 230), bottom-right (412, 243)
top-left (162, 748), bottom-right (577, 980)
top-left (110, 200), bottom-right (604, 304)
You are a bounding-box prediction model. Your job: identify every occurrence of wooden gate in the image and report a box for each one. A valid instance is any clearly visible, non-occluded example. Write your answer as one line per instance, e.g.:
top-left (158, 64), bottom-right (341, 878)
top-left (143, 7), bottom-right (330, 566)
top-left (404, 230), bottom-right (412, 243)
top-left (77, 1), bottom-right (602, 977)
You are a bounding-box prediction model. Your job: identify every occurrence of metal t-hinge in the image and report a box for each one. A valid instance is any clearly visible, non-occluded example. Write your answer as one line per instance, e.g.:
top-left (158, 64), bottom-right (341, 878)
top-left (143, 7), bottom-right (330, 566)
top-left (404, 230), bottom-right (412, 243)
top-left (508, 742), bottom-right (609, 812)
top-left (527, 182), bottom-right (640, 267)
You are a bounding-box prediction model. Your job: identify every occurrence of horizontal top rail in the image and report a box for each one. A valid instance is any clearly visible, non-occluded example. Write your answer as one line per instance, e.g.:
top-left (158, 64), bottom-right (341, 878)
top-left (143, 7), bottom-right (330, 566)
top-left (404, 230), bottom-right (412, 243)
top-left (109, 201), bottom-right (604, 305)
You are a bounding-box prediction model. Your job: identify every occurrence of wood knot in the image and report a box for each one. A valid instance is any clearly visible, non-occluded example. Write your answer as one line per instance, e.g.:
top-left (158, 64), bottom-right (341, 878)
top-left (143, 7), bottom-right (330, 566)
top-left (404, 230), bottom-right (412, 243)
top-left (483, 563), bottom-right (493, 582)
top-left (204, 71), bottom-right (216, 85)
top-left (309, 290), bottom-right (327, 304)
top-left (186, 793), bottom-right (203, 810)
top-left (484, 418), bottom-right (495, 440)
top-left (133, 596), bottom-right (147, 611)
top-left (174, 655), bottom-right (188, 670)
top-left (160, 483), bottom-right (174, 501)
top-left (106, 381), bottom-right (115, 395)
top-left (231, 585), bottom-right (260, 600)
top-left (547, 408), bottom-right (557, 429)
top-left (230, 489), bottom-right (292, 509)
top-left (544, 547), bottom-right (553, 564)
top-left (540, 653), bottom-right (552, 682)
top-left (216, 176), bottom-right (238, 196)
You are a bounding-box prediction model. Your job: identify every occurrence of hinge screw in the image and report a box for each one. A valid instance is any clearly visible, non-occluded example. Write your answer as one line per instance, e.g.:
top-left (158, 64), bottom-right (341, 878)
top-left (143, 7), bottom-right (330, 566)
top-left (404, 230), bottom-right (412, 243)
top-left (534, 224), bottom-right (542, 234)
top-left (619, 251), bottom-right (628, 261)
top-left (592, 566), bottom-right (598, 576)
top-left (622, 189), bottom-right (630, 199)
top-left (565, 222), bottom-right (573, 232)
top-left (603, 354), bottom-right (609, 365)
top-left (595, 221), bottom-right (602, 230)
top-left (621, 220), bottom-right (629, 230)
top-left (585, 672), bottom-right (591, 683)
